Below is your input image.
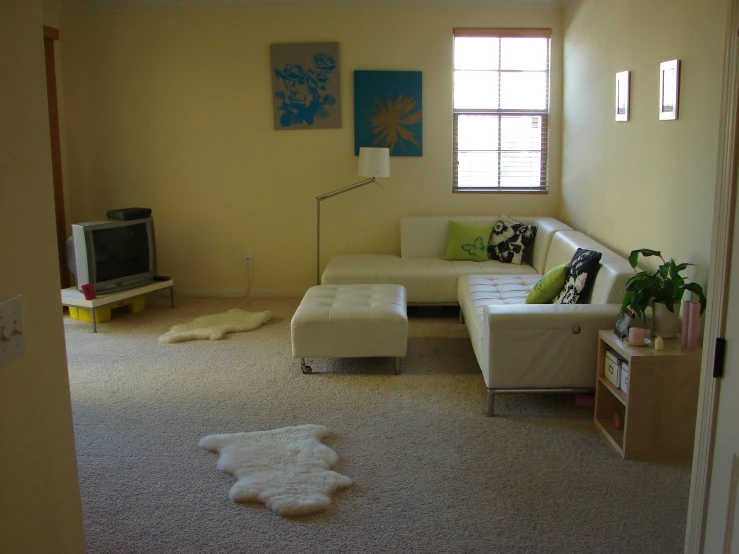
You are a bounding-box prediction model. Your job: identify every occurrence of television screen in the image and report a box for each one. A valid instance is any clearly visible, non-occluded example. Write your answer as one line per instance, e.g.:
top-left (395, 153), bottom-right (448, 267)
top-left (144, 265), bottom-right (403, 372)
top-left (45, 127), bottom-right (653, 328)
top-left (92, 223), bottom-right (150, 282)
top-left (69, 216), bottom-right (157, 294)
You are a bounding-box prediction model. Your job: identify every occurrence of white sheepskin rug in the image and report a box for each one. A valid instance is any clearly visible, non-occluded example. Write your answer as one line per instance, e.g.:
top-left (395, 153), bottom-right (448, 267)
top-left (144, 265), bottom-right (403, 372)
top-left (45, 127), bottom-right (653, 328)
top-left (199, 424), bottom-right (353, 517)
top-left (158, 308), bottom-right (271, 343)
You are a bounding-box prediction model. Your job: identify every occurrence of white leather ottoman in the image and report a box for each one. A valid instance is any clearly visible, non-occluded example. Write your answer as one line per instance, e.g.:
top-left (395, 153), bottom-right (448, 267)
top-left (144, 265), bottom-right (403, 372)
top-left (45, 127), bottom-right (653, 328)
top-left (291, 284), bottom-right (408, 374)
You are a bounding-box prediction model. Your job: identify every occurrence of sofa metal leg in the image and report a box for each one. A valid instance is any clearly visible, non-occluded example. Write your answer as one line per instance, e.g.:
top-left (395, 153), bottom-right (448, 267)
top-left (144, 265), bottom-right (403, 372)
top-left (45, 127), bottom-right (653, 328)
top-left (485, 390), bottom-right (495, 417)
top-left (459, 309), bottom-right (465, 324)
top-left (300, 358), bottom-right (312, 374)
top-left (395, 357), bottom-right (401, 375)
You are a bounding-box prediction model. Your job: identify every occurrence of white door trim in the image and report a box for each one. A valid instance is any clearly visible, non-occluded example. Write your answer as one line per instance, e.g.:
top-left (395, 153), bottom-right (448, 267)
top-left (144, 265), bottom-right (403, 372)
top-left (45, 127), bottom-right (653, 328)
top-left (685, 1), bottom-right (739, 551)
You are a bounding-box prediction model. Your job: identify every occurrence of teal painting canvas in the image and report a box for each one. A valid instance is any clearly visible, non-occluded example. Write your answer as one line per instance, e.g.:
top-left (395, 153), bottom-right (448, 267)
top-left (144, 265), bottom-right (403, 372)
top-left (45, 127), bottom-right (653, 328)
top-left (354, 70), bottom-right (422, 156)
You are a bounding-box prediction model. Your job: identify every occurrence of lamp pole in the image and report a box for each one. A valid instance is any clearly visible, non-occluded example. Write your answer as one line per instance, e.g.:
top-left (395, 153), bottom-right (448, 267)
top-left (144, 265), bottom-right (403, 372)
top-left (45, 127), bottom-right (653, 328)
top-left (313, 146), bottom-right (390, 286)
top-left (315, 177), bottom-right (378, 285)
top-left (316, 197), bottom-right (321, 286)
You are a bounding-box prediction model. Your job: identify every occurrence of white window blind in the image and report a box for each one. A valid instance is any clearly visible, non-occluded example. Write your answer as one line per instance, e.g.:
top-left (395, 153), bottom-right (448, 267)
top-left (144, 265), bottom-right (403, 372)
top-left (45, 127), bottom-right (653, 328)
top-left (453, 28), bottom-right (551, 192)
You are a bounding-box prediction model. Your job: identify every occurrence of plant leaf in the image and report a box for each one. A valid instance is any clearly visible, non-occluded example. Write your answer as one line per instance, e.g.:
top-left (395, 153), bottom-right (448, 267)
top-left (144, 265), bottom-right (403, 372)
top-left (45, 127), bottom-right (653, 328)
top-left (672, 262), bottom-right (692, 275)
top-left (673, 274), bottom-right (685, 293)
top-left (684, 282), bottom-right (708, 314)
top-left (623, 276), bottom-right (662, 320)
top-left (623, 251), bottom-right (707, 317)
top-left (629, 248), bottom-right (664, 269)
top-left (659, 262), bottom-right (671, 280)
top-left (622, 290), bottom-right (634, 310)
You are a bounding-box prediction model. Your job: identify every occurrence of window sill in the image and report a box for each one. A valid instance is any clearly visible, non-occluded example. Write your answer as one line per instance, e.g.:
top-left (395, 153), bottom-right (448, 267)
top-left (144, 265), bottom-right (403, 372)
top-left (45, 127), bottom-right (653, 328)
top-left (453, 188), bottom-right (548, 194)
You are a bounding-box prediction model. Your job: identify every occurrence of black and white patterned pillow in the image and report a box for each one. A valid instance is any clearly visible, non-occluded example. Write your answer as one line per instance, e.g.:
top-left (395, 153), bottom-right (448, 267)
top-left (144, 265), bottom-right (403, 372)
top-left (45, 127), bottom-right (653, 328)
top-left (553, 248), bottom-right (602, 305)
top-left (487, 214), bottom-right (538, 265)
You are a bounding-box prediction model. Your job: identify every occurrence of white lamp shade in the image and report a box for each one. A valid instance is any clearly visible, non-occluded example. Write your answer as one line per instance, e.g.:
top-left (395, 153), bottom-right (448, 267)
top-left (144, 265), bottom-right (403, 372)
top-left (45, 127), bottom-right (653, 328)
top-left (358, 147), bottom-right (390, 178)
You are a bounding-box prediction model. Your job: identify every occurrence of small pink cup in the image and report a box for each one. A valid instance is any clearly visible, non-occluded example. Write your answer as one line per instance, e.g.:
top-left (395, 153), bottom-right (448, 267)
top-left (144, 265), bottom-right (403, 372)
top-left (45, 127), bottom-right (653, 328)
top-left (628, 327), bottom-right (645, 345)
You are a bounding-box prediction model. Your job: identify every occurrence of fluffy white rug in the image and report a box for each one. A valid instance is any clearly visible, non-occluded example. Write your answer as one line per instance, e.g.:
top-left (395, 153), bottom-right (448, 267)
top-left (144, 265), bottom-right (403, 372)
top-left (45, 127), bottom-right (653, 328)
top-left (199, 424), bottom-right (353, 517)
top-left (159, 308), bottom-right (271, 343)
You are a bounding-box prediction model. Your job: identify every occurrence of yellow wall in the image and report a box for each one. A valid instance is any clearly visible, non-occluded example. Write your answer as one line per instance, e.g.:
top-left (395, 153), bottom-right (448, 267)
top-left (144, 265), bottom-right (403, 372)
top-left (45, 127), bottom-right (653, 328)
top-left (561, 0), bottom-right (730, 281)
top-left (0, 0), bottom-right (85, 551)
top-left (58, 6), bottom-right (563, 295)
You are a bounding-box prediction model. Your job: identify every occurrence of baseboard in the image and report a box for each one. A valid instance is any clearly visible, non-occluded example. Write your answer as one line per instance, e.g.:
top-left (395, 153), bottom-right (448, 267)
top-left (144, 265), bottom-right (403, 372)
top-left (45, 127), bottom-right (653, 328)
top-left (176, 289), bottom-right (307, 298)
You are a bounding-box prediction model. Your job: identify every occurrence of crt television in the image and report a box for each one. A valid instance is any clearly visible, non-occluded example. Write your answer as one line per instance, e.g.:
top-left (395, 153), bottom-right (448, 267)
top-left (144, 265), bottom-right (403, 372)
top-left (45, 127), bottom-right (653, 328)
top-left (67, 217), bottom-right (157, 294)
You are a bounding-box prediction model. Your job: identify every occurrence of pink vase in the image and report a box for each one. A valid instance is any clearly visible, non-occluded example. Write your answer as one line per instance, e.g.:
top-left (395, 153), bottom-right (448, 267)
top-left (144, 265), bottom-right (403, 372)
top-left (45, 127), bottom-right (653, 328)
top-left (682, 299), bottom-right (691, 347)
top-left (687, 301), bottom-right (701, 348)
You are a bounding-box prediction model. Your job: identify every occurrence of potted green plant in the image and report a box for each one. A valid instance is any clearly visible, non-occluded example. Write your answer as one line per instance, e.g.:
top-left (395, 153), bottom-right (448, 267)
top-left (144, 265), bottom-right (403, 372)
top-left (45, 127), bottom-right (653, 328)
top-left (622, 248), bottom-right (707, 338)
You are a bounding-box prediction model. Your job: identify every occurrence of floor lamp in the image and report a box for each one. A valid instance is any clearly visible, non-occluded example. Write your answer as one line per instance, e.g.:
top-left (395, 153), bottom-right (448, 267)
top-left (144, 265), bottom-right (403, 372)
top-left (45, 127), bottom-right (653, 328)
top-left (316, 147), bottom-right (391, 285)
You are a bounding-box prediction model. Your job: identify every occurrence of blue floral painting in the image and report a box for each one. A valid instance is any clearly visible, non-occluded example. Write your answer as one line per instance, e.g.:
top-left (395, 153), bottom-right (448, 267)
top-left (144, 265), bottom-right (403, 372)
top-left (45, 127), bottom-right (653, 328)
top-left (354, 70), bottom-right (422, 156)
top-left (270, 42), bottom-right (341, 130)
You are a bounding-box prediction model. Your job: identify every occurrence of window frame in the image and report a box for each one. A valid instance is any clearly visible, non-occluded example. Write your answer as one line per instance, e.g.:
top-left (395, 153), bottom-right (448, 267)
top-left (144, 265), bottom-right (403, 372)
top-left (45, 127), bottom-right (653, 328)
top-left (452, 28), bottom-right (552, 194)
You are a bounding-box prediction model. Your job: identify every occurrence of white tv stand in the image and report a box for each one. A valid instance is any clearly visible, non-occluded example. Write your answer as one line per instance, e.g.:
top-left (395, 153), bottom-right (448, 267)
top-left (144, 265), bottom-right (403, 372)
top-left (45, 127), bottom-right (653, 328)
top-left (61, 279), bottom-right (174, 333)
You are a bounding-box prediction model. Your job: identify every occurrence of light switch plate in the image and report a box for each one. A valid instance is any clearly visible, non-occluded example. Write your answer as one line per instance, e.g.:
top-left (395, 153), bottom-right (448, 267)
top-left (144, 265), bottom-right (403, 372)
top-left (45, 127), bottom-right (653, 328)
top-left (0, 295), bottom-right (25, 368)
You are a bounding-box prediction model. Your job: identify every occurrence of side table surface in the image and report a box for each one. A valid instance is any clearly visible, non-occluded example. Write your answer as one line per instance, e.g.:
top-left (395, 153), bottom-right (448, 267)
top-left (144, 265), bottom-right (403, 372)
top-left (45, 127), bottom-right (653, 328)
top-left (61, 280), bottom-right (174, 333)
top-left (61, 280), bottom-right (174, 308)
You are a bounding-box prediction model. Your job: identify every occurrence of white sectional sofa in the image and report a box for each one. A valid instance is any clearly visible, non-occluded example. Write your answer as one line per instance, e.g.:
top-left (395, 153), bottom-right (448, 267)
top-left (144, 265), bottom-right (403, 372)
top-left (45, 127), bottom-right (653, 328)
top-left (458, 230), bottom-right (634, 415)
top-left (321, 216), bottom-right (635, 416)
top-left (322, 216), bottom-right (572, 304)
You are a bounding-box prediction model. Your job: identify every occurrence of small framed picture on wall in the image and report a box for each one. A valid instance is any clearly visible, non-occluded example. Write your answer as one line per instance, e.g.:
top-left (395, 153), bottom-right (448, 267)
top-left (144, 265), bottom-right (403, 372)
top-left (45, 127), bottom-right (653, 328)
top-left (659, 59), bottom-right (680, 120)
top-left (615, 71), bottom-right (630, 121)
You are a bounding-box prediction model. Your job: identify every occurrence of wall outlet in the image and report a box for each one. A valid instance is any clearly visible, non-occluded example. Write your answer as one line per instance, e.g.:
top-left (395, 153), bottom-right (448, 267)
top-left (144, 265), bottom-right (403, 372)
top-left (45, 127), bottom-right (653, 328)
top-left (244, 252), bottom-right (252, 265)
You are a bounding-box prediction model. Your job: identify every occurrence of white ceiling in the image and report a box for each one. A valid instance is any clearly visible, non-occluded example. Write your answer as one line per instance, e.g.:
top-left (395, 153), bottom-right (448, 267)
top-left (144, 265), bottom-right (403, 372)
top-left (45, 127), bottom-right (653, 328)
top-left (44, 0), bottom-right (564, 13)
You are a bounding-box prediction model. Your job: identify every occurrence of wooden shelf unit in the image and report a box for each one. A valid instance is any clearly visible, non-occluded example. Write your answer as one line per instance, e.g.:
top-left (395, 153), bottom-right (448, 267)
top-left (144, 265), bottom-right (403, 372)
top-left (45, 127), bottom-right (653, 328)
top-left (595, 330), bottom-right (702, 461)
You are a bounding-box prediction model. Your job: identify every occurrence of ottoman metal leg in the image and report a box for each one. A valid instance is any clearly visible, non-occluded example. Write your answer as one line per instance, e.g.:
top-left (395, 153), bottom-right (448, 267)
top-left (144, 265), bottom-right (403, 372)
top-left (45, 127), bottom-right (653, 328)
top-left (485, 389), bottom-right (495, 417)
top-left (395, 357), bottom-right (402, 375)
top-left (300, 358), bottom-right (312, 374)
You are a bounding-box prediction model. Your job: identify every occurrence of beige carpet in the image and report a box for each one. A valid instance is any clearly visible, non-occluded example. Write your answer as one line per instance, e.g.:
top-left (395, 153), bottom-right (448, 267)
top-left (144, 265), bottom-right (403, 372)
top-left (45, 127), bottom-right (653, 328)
top-left (65, 296), bottom-right (690, 553)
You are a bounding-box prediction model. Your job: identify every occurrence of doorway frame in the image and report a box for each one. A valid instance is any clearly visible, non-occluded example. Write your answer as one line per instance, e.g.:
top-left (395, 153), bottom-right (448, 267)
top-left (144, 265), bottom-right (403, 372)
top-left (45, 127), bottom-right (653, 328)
top-left (685, 0), bottom-right (739, 551)
top-left (43, 24), bottom-right (70, 289)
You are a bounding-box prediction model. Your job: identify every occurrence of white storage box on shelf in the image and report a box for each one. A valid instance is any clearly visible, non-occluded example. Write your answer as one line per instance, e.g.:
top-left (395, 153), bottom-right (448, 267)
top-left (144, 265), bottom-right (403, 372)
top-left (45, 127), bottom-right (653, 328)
top-left (605, 350), bottom-right (622, 388)
top-left (619, 361), bottom-right (629, 393)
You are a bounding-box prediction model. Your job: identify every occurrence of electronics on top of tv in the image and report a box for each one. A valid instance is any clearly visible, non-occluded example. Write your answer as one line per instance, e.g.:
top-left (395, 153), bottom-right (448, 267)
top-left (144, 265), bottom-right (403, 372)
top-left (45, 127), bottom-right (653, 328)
top-left (106, 207), bottom-right (152, 221)
top-left (67, 217), bottom-right (157, 295)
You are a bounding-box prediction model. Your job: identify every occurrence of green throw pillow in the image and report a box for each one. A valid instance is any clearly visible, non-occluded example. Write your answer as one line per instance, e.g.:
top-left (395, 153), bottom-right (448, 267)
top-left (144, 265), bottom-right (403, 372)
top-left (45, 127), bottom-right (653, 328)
top-left (444, 221), bottom-right (493, 262)
top-left (526, 263), bottom-right (570, 304)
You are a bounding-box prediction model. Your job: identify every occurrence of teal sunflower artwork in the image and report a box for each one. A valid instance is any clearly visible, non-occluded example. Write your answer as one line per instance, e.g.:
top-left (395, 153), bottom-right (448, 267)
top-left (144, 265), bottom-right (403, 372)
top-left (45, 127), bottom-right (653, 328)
top-left (353, 70), bottom-right (422, 157)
